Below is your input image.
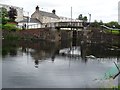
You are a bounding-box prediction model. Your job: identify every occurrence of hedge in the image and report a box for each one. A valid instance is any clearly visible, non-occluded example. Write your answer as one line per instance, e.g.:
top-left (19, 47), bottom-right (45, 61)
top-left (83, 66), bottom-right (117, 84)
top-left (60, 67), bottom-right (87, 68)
top-left (3, 23), bottom-right (19, 31)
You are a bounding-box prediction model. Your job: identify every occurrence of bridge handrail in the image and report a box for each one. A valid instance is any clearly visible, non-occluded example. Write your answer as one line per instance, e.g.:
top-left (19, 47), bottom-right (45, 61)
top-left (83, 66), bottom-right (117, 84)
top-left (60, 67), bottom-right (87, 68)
top-left (42, 22), bottom-right (83, 28)
top-left (101, 25), bottom-right (120, 31)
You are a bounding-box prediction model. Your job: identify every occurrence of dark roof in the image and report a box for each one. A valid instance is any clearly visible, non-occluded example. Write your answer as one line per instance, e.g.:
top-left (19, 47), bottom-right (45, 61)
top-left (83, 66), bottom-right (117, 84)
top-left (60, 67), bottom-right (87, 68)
top-left (19, 18), bottom-right (42, 24)
top-left (39, 10), bottom-right (59, 19)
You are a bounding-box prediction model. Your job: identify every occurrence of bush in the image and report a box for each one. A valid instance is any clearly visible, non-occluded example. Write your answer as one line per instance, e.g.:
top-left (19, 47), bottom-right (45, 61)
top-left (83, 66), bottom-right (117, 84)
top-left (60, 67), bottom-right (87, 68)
top-left (0, 18), bottom-right (9, 25)
top-left (105, 30), bottom-right (120, 35)
top-left (3, 23), bottom-right (18, 31)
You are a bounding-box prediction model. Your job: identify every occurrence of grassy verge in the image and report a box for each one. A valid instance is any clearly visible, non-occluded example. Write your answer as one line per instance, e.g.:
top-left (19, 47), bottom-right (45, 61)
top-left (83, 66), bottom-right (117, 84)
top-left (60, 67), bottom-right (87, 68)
top-left (105, 30), bottom-right (120, 35)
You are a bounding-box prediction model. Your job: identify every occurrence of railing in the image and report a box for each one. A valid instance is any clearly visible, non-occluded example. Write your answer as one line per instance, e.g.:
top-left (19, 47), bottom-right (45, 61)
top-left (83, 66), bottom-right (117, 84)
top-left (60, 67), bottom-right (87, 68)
top-left (17, 22), bottom-right (83, 29)
top-left (57, 22), bottom-right (83, 27)
top-left (17, 24), bottom-right (41, 29)
top-left (42, 22), bottom-right (83, 28)
top-left (101, 25), bottom-right (120, 31)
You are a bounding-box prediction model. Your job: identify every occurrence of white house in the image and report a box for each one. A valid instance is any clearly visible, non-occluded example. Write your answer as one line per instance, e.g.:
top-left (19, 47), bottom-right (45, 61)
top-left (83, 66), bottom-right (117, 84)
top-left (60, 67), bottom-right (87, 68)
top-left (31, 6), bottom-right (60, 24)
top-left (18, 18), bottom-right (42, 29)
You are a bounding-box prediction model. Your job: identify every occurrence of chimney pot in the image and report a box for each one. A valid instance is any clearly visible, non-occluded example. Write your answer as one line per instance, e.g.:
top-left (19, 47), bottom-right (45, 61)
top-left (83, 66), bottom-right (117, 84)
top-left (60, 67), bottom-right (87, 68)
top-left (52, 9), bottom-right (56, 14)
top-left (36, 6), bottom-right (39, 11)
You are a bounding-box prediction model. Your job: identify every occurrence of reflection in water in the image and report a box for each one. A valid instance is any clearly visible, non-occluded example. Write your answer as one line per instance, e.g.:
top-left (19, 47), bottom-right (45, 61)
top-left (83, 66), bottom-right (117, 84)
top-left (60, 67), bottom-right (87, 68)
top-left (81, 41), bottom-right (89, 63)
top-left (2, 39), bottom-right (120, 88)
top-left (2, 40), bottom-right (18, 57)
top-left (34, 60), bottom-right (39, 68)
top-left (2, 40), bottom-right (120, 64)
top-left (51, 54), bottom-right (55, 62)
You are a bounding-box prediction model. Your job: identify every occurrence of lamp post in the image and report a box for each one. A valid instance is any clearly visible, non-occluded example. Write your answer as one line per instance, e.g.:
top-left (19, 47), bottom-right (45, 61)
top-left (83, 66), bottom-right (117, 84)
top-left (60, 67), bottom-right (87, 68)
top-left (27, 12), bottom-right (29, 29)
top-left (71, 7), bottom-right (72, 25)
top-left (88, 13), bottom-right (91, 24)
top-left (23, 11), bottom-right (29, 29)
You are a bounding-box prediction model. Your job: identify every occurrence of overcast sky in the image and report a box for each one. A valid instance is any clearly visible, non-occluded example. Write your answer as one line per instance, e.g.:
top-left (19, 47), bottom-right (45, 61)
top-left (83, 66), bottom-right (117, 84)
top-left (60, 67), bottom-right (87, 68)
top-left (0, 0), bottom-right (120, 23)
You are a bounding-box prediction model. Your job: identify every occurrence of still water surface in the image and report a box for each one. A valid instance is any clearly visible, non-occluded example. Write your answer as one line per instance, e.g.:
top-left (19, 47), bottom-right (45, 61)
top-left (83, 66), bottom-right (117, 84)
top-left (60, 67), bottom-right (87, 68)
top-left (2, 40), bottom-right (120, 88)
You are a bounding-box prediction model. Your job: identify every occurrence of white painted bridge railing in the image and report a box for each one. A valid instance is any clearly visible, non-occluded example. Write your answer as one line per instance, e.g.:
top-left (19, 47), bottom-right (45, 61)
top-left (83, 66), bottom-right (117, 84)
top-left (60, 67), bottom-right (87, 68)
top-left (17, 22), bottom-right (83, 29)
top-left (43, 22), bottom-right (83, 28)
top-left (17, 24), bottom-right (41, 29)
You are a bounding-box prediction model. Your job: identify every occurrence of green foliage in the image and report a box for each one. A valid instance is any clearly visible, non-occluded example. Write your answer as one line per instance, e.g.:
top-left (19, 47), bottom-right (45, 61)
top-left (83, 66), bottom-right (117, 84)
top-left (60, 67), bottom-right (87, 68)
top-left (0, 7), bottom-right (19, 31)
top-left (2, 18), bottom-right (8, 25)
top-left (0, 7), bottom-right (8, 18)
top-left (90, 20), bottom-right (100, 27)
top-left (105, 21), bottom-right (120, 29)
top-left (105, 30), bottom-right (120, 35)
top-left (83, 16), bottom-right (88, 22)
top-left (2, 40), bottom-right (18, 56)
top-left (118, 86), bottom-right (120, 90)
top-left (3, 23), bottom-right (18, 31)
top-left (78, 14), bottom-right (88, 27)
top-left (0, 7), bottom-right (9, 25)
top-left (111, 30), bottom-right (120, 34)
top-left (99, 20), bottom-right (103, 25)
top-left (78, 14), bottom-right (83, 20)
top-left (0, 18), bottom-right (9, 25)
top-left (78, 14), bottom-right (88, 22)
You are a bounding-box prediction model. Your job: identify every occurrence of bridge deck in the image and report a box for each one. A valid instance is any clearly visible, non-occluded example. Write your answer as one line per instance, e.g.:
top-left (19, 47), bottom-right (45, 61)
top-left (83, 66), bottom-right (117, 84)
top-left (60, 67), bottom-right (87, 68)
top-left (45, 21), bottom-right (84, 29)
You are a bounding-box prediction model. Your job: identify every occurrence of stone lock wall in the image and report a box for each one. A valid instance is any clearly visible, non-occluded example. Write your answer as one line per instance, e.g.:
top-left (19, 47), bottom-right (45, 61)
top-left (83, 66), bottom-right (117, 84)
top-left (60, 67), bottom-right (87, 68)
top-left (18, 28), bottom-right (62, 41)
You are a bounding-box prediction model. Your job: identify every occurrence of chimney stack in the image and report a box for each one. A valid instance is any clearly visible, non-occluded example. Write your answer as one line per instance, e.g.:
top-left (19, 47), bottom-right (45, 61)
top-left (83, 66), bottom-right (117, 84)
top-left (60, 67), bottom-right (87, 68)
top-left (36, 6), bottom-right (39, 11)
top-left (52, 9), bottom-right (56, 14)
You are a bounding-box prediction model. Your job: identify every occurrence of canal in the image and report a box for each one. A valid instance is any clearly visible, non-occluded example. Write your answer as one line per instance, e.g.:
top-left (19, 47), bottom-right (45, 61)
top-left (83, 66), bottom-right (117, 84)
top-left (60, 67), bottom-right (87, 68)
top-left (2, 40), bottom-right (120, 88)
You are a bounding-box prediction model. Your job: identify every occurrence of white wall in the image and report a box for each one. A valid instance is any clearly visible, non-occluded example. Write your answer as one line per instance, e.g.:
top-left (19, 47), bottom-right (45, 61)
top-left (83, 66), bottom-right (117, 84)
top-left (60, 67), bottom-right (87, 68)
top-left (31, 10), bottom-right (43, 23)
top-left (31, 10), bottom-right (60, 24)
top-left (59, 16), bottom-right (82, 22)
top-left (43, 16), bottom-right (59, 23)
top-left (18, 22), bottom-right (42, 29)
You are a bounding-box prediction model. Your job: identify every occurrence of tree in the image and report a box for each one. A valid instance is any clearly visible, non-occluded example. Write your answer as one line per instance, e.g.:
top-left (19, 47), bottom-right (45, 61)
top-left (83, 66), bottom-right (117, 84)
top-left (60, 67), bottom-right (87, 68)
top-left (0, 7), bottom-right (9, 25)
top-left (78, 14), bottom-right (88, 27)
top-left (78, 14), bottom-right (83, 20)
top-left (78, 14), bottom-right (88, 22)
top-left (0, 7), bottom-right (8, 18)
top-left (83, 16), bottom-right (88, 22)
top-left (99, 20), bottom-right (103, 25)
top-left (8, 7), bottom-right (17, 22)
top-left (105, 21), bottom-right (120, 28)
top-left (90, 20), bottom-right (100, 27)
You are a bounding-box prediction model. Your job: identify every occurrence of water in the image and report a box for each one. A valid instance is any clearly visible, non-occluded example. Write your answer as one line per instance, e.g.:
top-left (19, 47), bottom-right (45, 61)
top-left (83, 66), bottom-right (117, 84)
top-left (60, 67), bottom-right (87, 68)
top-left (2, 40), bottom-right (120, 88)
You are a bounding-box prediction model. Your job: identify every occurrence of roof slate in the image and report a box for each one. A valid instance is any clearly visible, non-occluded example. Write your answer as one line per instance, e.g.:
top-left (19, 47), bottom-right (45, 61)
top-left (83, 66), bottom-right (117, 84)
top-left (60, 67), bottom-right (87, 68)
top-left (39, 10), bottom-right (59, 19)
top-left (19, 18), bottom-right (42, 24)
